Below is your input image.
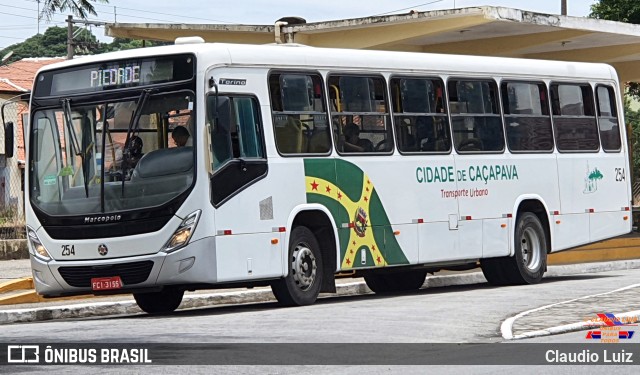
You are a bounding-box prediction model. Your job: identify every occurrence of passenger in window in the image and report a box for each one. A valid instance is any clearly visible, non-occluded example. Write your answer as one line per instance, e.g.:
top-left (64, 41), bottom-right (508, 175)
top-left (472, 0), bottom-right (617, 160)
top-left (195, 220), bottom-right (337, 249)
top-left (416, 116), bottom-right (435, 151)
top-left (343, 123), bottom-right (373, 152)
top-left (122, 135), bottom-right (144, 180)
top-left (172, 126), bottom-right (191, 147)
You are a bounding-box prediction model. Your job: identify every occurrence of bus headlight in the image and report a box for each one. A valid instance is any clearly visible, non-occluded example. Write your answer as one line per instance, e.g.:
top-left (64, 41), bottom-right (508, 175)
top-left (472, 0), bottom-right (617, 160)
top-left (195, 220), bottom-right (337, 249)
top-left (162, 210), bottom-right (201, 253)
top-left (27, 226), bottom-right (51, 261)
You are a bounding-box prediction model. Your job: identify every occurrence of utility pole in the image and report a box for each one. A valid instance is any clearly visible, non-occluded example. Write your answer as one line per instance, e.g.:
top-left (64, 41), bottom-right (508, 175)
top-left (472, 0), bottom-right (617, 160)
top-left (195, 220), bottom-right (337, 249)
top-left (67, 15), bottom-right (74, 60)
top-left (561, 0), bottom-right (567, 16)
top-left (36, 0), bottom-right (40, 34)
top-left (66, 16), bottom-right (106, 60)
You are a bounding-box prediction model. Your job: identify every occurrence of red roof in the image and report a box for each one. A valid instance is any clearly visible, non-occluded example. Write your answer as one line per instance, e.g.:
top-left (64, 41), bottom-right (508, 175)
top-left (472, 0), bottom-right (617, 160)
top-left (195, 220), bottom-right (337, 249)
top-left (0, 57), bottom-right (65, 93)
top-left (1, 58), bottom-right (64, 161)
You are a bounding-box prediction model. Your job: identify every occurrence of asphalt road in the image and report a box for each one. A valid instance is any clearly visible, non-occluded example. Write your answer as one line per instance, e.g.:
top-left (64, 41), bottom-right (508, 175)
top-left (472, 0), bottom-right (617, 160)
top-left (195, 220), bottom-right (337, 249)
top-left (2, 268), bottom-right (639, 343)
top-left (2, 267), bottom-right (639, 374)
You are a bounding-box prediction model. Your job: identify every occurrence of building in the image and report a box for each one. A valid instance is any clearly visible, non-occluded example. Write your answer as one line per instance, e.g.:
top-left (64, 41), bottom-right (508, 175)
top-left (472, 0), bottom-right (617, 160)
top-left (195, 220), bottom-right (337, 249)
top-left (105, 6), bottom-right (640, 87)
top-left (0, 58), bottom-right (64, 221)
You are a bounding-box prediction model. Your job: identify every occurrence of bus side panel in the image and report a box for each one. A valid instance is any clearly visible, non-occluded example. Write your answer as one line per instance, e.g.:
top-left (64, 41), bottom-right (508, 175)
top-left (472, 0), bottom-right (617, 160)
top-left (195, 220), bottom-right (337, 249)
top-left (214, 232), bottom-right (284, 282)
top-left (552, 213), bottom-right (590, 251)
top-left (213, 161), bottom-right (306, 281)
top-left (588, 152), bottom-right (632, 242)
top-left (353, 156), bottom-right (459, 265)
top-left (555, 154), bottom-right (609, 249)
top-left (456, 153), bottom-right (559, 257)
top-left (419, 222), bottom-right (458, 263)
top-left (482, 218), bottom-right (510, 258)
top-left (590, 211), bottom-right (630, 243)
top-left (385, 223), bottom-right (418, 267)
top-left (333, 157), bottom-right (415, 268)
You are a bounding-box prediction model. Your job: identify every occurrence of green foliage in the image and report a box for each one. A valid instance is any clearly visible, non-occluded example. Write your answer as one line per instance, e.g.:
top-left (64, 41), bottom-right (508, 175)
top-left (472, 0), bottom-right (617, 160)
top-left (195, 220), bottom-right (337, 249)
top-left (590, 1), bottom-right (640, 100)
top-left (0, 26), bottom-right (98, 62)
top-left (41, 0), bottom-right (109, 20)
top-left (625, 98), bottom-right (640, 181)
top-left (590, 0), bottom-right (640, 24)
top-left (0, 28), bottom-right (169, 64)
top-left (99, 38), bottom-right (171, 53)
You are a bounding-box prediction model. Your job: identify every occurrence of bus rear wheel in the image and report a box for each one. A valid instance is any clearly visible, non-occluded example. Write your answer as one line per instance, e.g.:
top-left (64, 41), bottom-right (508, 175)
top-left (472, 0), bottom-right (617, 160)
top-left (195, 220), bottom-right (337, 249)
top-left (134, 288), bottom-right (184, 314)
top-left (364, 269), bottom-right (427, 293)
top-left (271, 226), bottom-right (323, 306)
top-left (481, 212), bottom-right (547, 285)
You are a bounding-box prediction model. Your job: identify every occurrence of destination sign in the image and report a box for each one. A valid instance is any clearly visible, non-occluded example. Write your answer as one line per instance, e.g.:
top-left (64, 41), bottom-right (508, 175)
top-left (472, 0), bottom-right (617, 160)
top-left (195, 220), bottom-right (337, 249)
top-left (33, 54), bottom-right (195, 98)
top-left (91, 66), bottom-right (141, 88)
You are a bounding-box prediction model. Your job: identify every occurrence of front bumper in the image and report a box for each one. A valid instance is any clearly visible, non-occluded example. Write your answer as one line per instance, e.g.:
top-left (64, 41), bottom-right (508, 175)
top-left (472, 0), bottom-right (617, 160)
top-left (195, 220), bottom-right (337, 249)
top-left (30, 236), bottom-right (218, 297)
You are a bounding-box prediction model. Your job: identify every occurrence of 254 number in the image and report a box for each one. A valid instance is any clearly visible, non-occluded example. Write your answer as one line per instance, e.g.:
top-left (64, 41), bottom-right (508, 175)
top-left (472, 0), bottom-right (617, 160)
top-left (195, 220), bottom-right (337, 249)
top-left (61, 244), bottom-right (75, 256)
top-left (615, 168), bottom-right (626, 182)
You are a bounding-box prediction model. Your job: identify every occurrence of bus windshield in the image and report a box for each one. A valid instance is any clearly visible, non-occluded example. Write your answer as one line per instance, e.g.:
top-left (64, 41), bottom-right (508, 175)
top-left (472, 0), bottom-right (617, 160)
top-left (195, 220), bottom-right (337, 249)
top-left (30, 91), bottom-right (195, 216)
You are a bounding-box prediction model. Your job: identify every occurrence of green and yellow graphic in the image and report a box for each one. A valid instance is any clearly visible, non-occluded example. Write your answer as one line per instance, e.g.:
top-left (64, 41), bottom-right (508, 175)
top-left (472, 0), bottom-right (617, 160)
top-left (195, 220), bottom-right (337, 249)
top-left (304, 159), bottom-right (409, 270)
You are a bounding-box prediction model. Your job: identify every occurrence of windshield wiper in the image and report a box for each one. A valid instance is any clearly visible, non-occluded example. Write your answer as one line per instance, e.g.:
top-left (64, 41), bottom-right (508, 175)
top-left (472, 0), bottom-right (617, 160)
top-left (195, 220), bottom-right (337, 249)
top-left (121, 89), bottom-right (152, 197)
top-left (62, 99), bottom-right (89, 198)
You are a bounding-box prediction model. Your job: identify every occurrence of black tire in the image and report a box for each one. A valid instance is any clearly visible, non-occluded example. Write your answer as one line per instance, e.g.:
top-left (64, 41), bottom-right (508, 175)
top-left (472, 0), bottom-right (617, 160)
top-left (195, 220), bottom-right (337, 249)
top-left (134, 288), bottom-right (184, 314)
top-left (271, 226), bottom-right (323, 306)
top-left (364, 269), bottom-right (427, 293)
top-left (481, 212), bottom-right (547, 285)
top-left (480, 257), bottom-right (511, 286)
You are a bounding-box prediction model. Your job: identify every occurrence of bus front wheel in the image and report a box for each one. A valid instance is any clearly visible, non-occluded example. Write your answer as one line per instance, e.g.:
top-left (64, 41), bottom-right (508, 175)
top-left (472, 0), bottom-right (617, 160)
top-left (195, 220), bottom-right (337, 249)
top-left (271, 226), bottom-right (323, 306)
top-left (481, 212), bottom-right (547, 285)
top-left (134, 288), bottom-right (184, 314)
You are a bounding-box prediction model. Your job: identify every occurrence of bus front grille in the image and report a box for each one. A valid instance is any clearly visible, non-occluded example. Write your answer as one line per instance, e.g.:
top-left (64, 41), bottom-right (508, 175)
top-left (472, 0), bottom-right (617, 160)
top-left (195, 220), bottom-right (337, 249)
top-left (58, 261), bottom-right (154, 288)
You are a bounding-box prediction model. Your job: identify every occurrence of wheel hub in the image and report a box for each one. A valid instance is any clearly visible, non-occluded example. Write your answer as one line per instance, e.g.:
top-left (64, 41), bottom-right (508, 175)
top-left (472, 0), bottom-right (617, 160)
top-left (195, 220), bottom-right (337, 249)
top-left (521, 227), bottom-right (541, 271)
top-left (291, 244), bottom-right (317, 291)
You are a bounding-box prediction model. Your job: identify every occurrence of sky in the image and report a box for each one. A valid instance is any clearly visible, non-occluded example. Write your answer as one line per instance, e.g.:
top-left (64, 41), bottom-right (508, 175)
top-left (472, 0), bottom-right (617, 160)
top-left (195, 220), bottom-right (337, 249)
top-left (0, 0), bottom-right (599, 51)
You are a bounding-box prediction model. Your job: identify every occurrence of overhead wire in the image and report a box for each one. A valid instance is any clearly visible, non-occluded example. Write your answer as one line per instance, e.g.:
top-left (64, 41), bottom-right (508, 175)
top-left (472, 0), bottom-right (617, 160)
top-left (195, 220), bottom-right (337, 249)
top-left (372, 0), bottom-right (445, 16)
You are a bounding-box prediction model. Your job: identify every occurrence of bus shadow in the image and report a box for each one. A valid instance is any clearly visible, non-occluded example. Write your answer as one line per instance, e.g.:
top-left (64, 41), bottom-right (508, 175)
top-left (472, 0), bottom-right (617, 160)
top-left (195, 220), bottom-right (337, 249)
top-left (88, 273), bottom-right (619, 321)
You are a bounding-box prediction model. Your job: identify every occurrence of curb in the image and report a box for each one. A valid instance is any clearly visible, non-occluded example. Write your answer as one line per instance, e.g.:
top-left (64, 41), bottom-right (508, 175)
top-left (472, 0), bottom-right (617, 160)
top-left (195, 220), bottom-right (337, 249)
top-left (1, 259), bottom-right (640, 325)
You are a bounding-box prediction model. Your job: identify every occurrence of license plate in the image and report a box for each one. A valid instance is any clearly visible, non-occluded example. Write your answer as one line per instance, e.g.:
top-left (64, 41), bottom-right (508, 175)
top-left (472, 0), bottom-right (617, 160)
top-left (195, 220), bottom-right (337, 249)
top-left (91, 276), bottom-right (123, 291)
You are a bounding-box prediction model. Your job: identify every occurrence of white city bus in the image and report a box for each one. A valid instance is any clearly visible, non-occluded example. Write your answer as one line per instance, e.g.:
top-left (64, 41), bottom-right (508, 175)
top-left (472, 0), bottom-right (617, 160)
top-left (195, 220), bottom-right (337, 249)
top-left (5, 40), bottom-right (631, 313)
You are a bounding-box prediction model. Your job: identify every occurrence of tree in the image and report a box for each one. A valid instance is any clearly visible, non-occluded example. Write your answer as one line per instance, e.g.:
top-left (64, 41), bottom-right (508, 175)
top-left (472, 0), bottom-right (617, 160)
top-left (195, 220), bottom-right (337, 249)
top-left (41, 0), bottom-right (109, 20)
top-left (0, 26), bottom-right (97, 62)
top-left (625, 98), bottom-right (640, 182)
top-left (590, 0), bottom-right (640, 24)
top-left (590, 1), bottom-right (640, 99)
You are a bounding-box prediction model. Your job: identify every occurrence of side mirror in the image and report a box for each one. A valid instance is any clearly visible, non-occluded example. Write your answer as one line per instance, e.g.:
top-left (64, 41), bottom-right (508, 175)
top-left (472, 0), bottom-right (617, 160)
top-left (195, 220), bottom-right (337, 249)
top-left (4, 121), bottom-right (14, 158)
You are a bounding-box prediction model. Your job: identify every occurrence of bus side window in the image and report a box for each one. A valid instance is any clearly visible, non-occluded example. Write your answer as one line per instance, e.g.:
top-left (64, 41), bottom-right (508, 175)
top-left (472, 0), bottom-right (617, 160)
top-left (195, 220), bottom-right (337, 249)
top-left (551, 83), bottom-right (599, 152)
top-left (449, 79), bottom-right (503, 153)
top-left (501, 81), bottom-right (553, 152)
top-left (596, 85), bottom-right (622, 152)
top-left (207, 96), bottom-right (232, 169)
top-left (269, 72), bottom-right (330, 155)
top-left (328, 74), bottom-right (393, 154)
top-left (390, 77), bottom-right (451, 153)
top-left (233, 97), bottom-right (264, 159)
